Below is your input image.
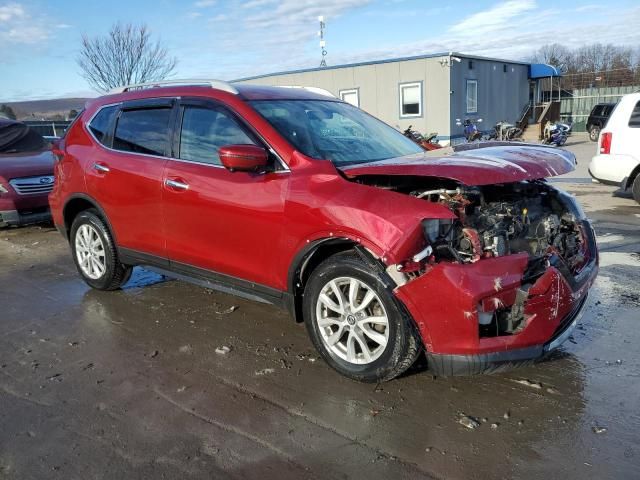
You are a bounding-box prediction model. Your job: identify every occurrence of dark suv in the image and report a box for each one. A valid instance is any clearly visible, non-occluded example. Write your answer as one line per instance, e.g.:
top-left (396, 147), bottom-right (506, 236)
top-left (586, 103), bottom-right (616, 141)
top-left (49, 80), bottom-right (598, 382)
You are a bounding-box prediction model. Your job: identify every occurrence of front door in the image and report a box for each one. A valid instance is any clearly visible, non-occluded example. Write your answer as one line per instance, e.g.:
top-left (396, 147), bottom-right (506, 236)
top-left (162, 100), bottom-right (289, 291)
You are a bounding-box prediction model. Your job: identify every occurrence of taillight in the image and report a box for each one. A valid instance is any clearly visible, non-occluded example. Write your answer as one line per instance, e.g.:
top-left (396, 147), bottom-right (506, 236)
top-left (600, 132), bottom-right (612, 154)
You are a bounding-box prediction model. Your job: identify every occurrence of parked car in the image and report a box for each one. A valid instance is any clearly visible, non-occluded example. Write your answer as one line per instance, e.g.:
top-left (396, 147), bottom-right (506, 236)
top-left (586, 102), bottom-right (616, 142)
top-left (589, 93), bottom-right (640, 203)
top-left (0, 119), bottom-right (55, 227)
top-left (49, 80), bottom-right (598, 381)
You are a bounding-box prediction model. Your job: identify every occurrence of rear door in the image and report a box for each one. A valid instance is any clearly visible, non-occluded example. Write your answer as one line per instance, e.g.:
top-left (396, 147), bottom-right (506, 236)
top-left (162, 98), bottom-right (289, 291)
top-left (85, 99), bottom-right (174, 259)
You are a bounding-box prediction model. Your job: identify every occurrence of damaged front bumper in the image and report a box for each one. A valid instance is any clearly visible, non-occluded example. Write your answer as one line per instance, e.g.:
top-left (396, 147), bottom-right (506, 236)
top-left (394, 220), bottom-right (598, 376)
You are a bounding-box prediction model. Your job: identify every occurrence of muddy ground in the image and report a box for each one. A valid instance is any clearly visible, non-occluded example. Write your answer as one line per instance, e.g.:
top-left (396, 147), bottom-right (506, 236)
top-left (1, 138), bottom-right (639, 479)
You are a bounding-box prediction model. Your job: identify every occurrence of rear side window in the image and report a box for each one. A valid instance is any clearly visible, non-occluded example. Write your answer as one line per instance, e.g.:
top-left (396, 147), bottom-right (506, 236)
top-left (113, 108), bottom-right (172, 156)
top-left (628, 101), bottom-right (640, 128)
top-left (179, 107), bottom-right (256, 165)
top-left (88, 106), bottom-right (118, 145)
top-left (591, 105), bottom-right (603, 116)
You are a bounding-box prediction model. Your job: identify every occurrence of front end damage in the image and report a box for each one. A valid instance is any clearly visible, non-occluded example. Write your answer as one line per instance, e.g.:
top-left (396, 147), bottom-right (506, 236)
top-left (354, 176), bottom-right (598, 375)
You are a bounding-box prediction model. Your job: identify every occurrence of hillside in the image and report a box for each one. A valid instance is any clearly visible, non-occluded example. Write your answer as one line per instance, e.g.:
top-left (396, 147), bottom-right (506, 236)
top-left (1, 98), bottom-right (91, 121)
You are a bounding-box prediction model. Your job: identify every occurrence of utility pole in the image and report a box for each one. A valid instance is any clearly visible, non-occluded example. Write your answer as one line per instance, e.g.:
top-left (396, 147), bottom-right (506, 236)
top-left (318, 16), bottom-right (327, 68)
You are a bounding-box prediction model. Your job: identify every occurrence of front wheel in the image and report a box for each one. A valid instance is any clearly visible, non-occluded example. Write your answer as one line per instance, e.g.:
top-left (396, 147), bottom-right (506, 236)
top-left (303, 252), bottom-right (421, 382)
top-left (70, 210), bottom-right (132, 290)
top-left (589, 125), bottom-right (600, 142)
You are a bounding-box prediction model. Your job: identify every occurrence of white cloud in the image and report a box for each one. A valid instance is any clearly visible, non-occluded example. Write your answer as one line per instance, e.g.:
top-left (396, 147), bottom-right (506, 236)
top-left (0, 2), bottom-right (24, 22)
top-left (194, 0), bottom-right (216, 7)
top-left (0, 3), bottom-right (50, 48)
top-left (449, 0), bottom-right (536, 35)
top-left (209, 13), bottom-right (228, 22)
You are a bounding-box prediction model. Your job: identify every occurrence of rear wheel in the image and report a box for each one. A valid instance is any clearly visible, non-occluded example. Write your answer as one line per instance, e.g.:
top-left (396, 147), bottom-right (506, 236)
top-left (303, 252), bottom-right (421, 382)
top-left (70, 210), bottom-right (132, 290)
top-left (632, 175), bottom-right (640, 205)
top-left (589, 125), bottom-right (600, 142)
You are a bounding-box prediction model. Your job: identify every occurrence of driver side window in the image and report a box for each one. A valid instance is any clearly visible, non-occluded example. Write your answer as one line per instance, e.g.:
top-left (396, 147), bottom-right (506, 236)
top-left (179, 106), bottom-right (256, 165)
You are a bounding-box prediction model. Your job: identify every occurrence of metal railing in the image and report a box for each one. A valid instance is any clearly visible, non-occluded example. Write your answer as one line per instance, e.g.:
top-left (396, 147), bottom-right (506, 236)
top-left (110, 79), bottom-right (239, 95)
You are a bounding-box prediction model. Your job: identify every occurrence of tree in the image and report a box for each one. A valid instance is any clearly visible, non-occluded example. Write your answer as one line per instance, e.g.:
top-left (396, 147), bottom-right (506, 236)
top-left (530, 44), bottom-right (574, 73)
top-left (0, 104), bottom-right (17, 120)
top-left (77, 23), bottom-right (177, 93)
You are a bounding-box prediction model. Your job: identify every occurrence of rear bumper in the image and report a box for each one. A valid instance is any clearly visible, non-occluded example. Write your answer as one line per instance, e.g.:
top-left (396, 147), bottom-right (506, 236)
top-left (395, 219), bottom-right (598, 376)
top-left (589, 154), bottom-right (637, 186)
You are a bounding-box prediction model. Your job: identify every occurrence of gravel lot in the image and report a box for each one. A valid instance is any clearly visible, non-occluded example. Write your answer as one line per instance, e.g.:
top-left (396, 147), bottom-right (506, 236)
top-left (1, 136), bottom-right (639, 479)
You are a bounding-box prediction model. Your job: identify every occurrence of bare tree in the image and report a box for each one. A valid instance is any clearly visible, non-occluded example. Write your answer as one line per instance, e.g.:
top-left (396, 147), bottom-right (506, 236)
top-left (530, 43), bottom-right (573, 72)
top-left (77, 23), bottom-right (177, 92)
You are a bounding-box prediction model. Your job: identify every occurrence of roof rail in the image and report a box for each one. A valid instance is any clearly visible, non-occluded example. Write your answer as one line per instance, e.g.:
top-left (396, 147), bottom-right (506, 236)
top-left (110, 79), bottom-right (239, 95)
top-left (279, 85), bottom-right (336, 98)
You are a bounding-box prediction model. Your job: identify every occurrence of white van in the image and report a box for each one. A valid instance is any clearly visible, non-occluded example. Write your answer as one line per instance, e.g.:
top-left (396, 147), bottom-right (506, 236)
top-left (589, 92), bottom-right (640, 204)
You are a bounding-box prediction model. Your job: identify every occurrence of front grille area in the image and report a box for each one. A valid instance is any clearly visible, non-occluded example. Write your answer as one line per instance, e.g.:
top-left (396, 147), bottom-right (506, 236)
top-left (9, 176), bottom-right (55, 195)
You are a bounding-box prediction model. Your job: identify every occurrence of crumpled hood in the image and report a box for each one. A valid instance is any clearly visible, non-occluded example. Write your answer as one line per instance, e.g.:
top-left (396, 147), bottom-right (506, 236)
top-left (0, 150), bottom-right (54, 180)
top-left (339, 144), bottom-right (576, 186)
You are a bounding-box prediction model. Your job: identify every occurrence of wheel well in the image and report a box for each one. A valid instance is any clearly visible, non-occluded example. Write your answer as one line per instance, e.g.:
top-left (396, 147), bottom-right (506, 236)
top-left (63, 197), bottom-right (98, 238)
top-left (289, 239), bottom-right (360, 322)
top-left (627, 164), bottom-right (640, 190)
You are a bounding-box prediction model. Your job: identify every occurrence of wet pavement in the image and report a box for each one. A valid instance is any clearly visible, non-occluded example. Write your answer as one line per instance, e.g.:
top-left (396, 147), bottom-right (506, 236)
top-left (1, 139), bottom-right (640, 479)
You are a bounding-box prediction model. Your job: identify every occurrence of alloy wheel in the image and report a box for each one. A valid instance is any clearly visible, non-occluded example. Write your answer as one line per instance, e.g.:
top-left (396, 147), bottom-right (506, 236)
top-left (315, 276), bottom-right (389, 365)
top-left (75, 224), bottom-right (106, 280)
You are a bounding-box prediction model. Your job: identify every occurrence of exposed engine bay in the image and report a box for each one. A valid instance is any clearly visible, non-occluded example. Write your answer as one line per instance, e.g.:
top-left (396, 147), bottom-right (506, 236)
top-left (414, 181), bottom-right (586, 273)
top-left (352, 176), bottom-right (590, 338)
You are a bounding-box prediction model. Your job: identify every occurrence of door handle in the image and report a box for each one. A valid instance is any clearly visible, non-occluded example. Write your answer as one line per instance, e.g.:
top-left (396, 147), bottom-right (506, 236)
top-left (93, 163), bottom-right (110, 173)
top-left (165, 179), bottom-right (189, 190)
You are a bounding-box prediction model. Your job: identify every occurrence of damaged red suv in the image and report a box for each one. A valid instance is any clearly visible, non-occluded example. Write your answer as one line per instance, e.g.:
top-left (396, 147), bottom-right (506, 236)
top-left (49, 81), bottom-right (598, 382)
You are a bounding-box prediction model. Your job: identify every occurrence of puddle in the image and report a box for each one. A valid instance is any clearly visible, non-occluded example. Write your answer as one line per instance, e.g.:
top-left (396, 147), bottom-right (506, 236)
top-left (122, 267), bottom-right (169, 289)
top-left (598, 251), bottom-right (640, 268)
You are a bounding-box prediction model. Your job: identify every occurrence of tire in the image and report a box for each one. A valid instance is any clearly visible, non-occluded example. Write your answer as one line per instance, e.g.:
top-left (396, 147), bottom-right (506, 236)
top-left (632, 175), bottom-right (640, 205)
top-left (589, 125), bottom-right (600, 142)
top-left (70, 209), bottom-right (132, 290)
top-left (303, 252), bottom-right (421, 382)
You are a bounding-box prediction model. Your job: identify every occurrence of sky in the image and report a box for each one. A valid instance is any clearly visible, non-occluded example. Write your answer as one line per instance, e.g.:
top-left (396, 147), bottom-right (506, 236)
top-left (1, 0), bottom-right (639, 102)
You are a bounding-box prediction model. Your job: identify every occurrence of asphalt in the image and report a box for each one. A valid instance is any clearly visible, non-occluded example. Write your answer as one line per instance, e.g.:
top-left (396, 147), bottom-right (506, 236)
top-left (1, 135), bottom-right (639, 479)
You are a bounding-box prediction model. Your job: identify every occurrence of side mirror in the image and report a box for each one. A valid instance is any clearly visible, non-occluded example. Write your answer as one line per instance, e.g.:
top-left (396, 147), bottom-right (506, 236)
top-left (219, 144), bottom-right (268, 172)
top-left (477, 118), bottom-right (483, 123)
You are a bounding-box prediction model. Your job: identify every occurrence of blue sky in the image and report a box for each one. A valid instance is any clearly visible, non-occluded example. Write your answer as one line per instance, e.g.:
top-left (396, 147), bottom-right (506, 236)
top-left (1, 0), bottom-right (638, 101)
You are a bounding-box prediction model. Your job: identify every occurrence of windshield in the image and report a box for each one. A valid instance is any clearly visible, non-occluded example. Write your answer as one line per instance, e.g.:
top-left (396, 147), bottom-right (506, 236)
top-left (250, 100), bottom-right (423, 165)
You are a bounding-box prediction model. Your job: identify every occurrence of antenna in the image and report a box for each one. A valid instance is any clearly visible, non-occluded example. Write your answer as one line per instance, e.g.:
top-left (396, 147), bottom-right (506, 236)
top-left (318, 16), bottom-right (327, 68)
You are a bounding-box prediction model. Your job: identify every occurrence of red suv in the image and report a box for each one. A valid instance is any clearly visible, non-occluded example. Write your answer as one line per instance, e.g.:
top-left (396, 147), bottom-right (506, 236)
top-left (50, 80), bottom-right (598, 382)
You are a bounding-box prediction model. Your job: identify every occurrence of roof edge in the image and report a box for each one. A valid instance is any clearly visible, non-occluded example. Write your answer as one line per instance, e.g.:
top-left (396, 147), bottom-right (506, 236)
top-left (232, 52), bottom-right (530, 82)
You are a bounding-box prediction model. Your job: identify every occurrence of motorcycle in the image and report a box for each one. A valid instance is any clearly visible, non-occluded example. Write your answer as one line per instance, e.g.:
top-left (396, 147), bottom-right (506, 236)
top-left (542, 121), bottom-right (568, 147)
top-left (402, 126), bottom-right (443, 150)
top-left (489, 121), bottom-right (523, 141)
top-left (455, 118), bottom-right (483, 142)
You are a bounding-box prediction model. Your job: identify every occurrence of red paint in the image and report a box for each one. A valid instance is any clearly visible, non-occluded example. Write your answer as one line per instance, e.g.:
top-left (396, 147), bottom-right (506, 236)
top-left (219, 144), bottom-right (269, 171)
top-left (0, 150), bottom-right (54, 214)
top-left (49, 84), bottom-right (597, 360)
top-left (341, 145), bottom-right (577, 186)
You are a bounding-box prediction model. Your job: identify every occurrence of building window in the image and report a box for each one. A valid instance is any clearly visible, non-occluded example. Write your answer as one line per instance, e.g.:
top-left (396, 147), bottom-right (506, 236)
top-left (399, 81), bottom-right (422, 118)
top-left (466, 80), bottom-right (478, 114)
top-left (339, 88), bottom-right (360, 107)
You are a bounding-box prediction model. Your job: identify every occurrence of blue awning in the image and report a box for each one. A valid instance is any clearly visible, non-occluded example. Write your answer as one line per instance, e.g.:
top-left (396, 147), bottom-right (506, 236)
top-left (529, 63), bottom-right (561, 79)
